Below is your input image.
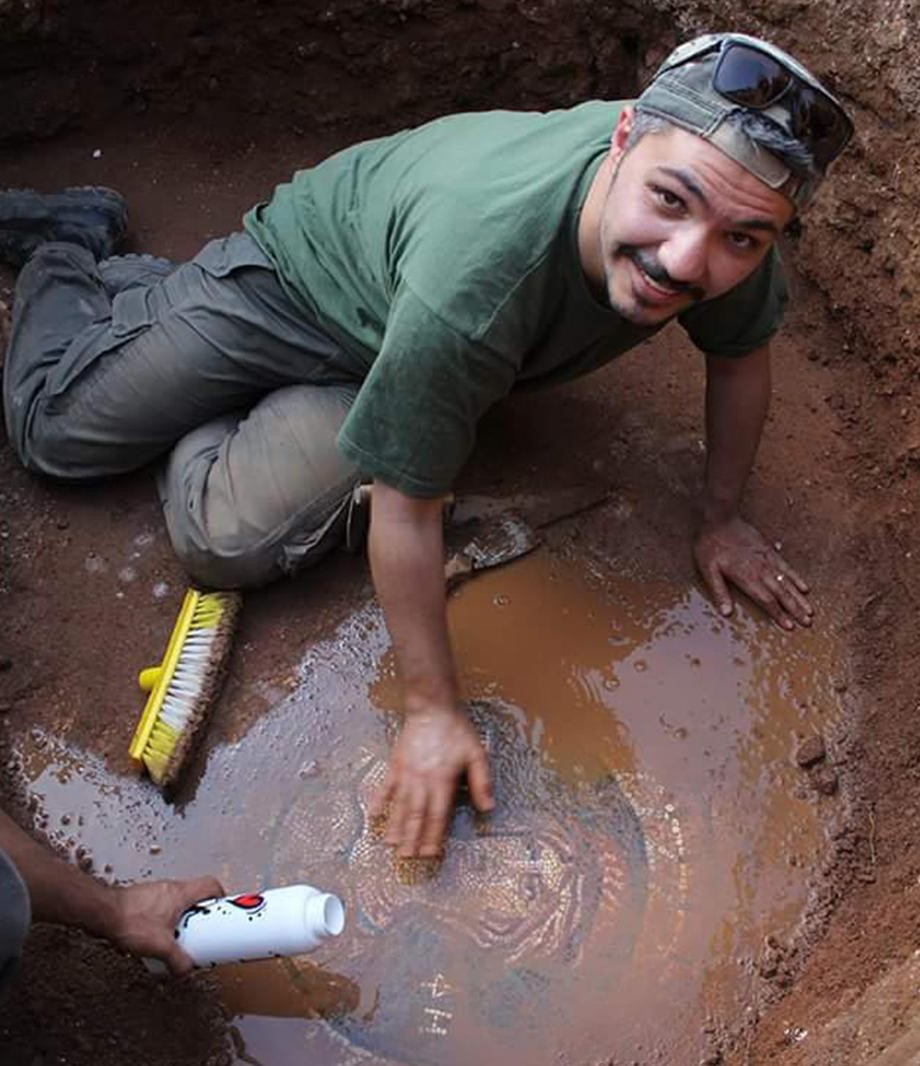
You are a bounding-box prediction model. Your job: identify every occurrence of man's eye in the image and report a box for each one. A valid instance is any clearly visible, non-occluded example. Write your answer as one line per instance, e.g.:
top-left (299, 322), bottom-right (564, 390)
top-left (727, 231), bottom-right (758, 251)
top-left (652, 185), bottom-right (683, 210)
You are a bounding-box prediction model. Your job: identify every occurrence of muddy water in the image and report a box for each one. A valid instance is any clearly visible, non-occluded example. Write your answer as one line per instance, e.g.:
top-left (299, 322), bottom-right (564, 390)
top-left (11, 551), bottom-right (844, 1065)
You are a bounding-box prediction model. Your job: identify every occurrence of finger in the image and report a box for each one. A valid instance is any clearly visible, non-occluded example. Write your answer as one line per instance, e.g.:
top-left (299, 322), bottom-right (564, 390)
top-left (419, 785), bottom-right (453, 858)
top-left (765, 574), bottom-right (812, 628)
top-left (385, 782), bottom-right (411, 847)
top-left (176, 876), bottom-right (224, 913)
top-left (398, 783), bottom-right (429, 858)
top-left (702, 563), bottom-right (734, 617)
top-left (750, 580), bottom-right (796, 631)
top-left (369, 767), bottom-right (396, 819)
top-left (778, 561), bottom-right (809, 595)
top-left (775, 575), bottom-right (813, 623)
top-left (162, 938), bottom-right (197, 976)
top-left (467, 750), bottom-right (495, 812)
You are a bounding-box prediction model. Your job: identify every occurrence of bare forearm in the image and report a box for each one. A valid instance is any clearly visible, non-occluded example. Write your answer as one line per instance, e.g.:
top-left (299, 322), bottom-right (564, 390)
top-left (368, 482), bottom-right (459, 714)
top-left (1, 807), bottom-right (224, 972)
top-left (702, 346), bottom-right (771, 524)
top-left (0, 807), bottom-right (116, 937)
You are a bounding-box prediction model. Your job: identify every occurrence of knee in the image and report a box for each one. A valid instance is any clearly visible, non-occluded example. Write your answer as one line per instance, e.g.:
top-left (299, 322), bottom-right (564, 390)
top-left (9, 423), bottom-right (95, 482)
top-left (168, 534), bottom-right (277, 591)
top-left (165, 491), bottom-right (354, 591)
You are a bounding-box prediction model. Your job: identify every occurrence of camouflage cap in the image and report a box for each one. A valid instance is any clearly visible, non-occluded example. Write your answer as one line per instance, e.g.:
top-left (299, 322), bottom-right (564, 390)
top-left (635, 33), bottom-right (853, 210)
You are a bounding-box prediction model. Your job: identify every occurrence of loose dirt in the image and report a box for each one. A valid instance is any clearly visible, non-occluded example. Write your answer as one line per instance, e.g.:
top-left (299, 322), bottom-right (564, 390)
top-left (1, 2), bottom-right (918, 1064)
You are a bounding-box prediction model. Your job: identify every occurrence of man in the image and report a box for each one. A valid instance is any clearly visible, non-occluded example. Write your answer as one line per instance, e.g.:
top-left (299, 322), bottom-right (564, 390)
top-left (0, 34), bottom-right (853, 860)
top-left (0, 805), bottom-right (222, 992)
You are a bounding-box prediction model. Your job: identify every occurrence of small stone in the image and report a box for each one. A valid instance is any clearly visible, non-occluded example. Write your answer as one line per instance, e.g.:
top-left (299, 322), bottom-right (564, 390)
top-left (0, 701), bottom-right (12, 715)
top-left (811, 766), bottom-right (839, 796)
top-left (0, 656), bottom-right (11, 671)
top-left (832, 678), bottom-right (848, 693)
top-left (794, 734), bottom-right (826, 768)
top-left (56, 517), bottom-right (70, 531)
top-left (149, 844), bottom-right (162, 855)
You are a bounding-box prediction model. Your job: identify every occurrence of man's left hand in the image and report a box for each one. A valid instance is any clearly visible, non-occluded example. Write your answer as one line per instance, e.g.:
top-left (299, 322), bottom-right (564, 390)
top-left (694, 516), bottom-right (813, 630)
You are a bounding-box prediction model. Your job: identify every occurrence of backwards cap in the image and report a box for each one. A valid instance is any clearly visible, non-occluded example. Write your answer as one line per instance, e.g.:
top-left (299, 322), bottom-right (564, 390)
top-left (635, 33), bottom-right (851, 209)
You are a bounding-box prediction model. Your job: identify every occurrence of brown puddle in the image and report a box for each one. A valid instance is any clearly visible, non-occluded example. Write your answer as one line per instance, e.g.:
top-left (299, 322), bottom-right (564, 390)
top-left (11, 551), bottom-right (845, 1065)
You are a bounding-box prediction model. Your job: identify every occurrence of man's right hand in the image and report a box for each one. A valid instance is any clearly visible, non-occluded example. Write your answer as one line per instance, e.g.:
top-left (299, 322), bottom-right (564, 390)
top-left (370, 705), bottom-right (494, 858)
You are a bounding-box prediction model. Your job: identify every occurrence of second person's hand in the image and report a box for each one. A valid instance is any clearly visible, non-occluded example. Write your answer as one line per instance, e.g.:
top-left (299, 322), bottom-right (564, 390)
top-left (370, 705), bottom-right (495, 858)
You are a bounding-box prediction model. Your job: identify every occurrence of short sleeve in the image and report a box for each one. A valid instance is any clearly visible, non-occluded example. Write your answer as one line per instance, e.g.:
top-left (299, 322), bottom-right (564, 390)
top-left (336, 284), bottom-right (521, 497)
top-left (678, 247), bottom-right (789, 358)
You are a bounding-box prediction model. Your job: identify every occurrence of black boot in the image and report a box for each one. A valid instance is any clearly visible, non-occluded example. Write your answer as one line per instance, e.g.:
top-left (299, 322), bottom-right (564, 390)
top-left (0, 186), bottom-right (128, 268)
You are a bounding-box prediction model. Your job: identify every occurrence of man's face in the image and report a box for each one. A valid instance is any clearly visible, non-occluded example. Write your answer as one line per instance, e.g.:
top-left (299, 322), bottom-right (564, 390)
top-left (593, 110), bottom-right (795, 326)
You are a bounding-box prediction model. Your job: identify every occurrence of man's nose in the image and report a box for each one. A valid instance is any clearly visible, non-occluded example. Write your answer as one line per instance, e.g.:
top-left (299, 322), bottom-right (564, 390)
top-left (659, 227), bottom-right (708, 284)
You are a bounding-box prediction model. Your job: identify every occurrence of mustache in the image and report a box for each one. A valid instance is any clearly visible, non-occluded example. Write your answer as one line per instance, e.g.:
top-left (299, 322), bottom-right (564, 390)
top-left (619, 246), bottom-right (706, 303)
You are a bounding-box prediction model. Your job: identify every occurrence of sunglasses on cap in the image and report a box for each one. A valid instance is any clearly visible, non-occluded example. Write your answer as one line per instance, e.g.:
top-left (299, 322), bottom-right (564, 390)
top-left (668, 35), bottom-right (854, 172)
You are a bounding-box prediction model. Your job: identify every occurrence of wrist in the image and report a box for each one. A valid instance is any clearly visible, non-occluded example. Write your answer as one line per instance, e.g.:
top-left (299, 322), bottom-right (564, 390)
top-left (404, 691), bottom-right (462, 719)
top-left (81, 882), bottom-right (125, 944)
top-left (699, 498), bottom-right (739, 529)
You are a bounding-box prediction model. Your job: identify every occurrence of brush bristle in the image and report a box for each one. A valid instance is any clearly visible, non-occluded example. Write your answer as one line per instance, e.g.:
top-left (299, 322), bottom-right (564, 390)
top-left (141, 591), bottom-right (242, 789)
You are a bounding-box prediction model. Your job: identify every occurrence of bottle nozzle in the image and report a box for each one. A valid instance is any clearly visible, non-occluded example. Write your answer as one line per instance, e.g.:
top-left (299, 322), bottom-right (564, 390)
top-left (305, 892), bottom-right (346, 938)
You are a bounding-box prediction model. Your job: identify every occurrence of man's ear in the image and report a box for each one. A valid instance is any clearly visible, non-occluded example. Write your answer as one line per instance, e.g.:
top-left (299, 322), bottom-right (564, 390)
top-left (609, 106), bottom-right (635, 164)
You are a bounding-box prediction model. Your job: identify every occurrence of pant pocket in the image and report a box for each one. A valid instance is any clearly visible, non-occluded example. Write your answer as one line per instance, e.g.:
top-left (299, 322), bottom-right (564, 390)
top-left (45, 285), bottom-right (155, 399)
top-left (191, 232), bottom-right (272, 279)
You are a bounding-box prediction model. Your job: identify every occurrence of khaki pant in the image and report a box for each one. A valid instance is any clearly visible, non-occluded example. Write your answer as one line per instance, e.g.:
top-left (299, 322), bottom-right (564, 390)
top-left (2, 233), bottom-right (362, 588)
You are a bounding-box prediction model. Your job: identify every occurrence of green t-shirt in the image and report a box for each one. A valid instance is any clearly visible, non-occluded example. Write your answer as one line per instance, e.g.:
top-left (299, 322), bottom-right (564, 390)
top-left (245, 102), bottom-right (788, 496)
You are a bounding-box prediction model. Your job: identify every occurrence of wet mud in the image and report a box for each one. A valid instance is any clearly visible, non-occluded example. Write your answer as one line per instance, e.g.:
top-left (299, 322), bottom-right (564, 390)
top-left (10, 552), bottom-right (846, 1065)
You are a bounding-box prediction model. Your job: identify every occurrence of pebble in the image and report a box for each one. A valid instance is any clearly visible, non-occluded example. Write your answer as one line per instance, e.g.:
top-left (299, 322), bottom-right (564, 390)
top-left (811, 765), bottom-right (840, 796)
top-left (84, 553), bottom-right (107, 574)
top-left (0, 701), bottom-right (12, 715)
top-left (75, 846), bottom-right (93, 873)
top-left (795, 734), bottom-right (827, 768)
top-left (0, 656), bottom-right (11, 671)
top-left (149, 844), bottom-right (162, 855)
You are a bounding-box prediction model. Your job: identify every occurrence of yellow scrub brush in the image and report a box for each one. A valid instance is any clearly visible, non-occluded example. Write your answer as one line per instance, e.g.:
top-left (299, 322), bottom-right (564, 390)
top-left (129, 588), bottom-right (242, 790)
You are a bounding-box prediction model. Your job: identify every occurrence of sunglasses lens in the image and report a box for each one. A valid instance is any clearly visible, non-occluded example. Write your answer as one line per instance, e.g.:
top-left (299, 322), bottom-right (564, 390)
top-left (715, 45), bottom-right (790, 108)
top-left (715, 42), bottom-right (853, 171)
top-left (792, 88), bottom-right (850, 169)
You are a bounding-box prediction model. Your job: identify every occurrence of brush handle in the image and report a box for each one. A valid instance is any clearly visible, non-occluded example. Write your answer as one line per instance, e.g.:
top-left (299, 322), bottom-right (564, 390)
top-left (175, 884), bottom-right (345, 967)
top-left (138, 667), bottom-right (162, 691)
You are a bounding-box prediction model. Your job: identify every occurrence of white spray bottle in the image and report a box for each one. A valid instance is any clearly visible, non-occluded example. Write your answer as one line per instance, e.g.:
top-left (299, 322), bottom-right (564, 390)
top-left (175, 884), bottom-right (346, 967)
